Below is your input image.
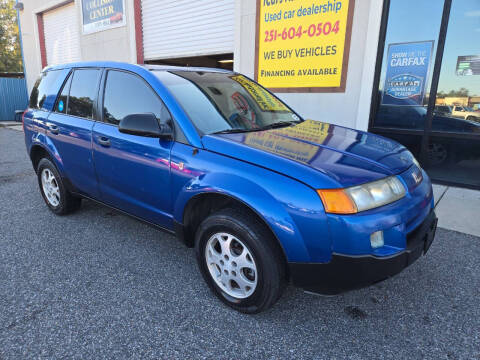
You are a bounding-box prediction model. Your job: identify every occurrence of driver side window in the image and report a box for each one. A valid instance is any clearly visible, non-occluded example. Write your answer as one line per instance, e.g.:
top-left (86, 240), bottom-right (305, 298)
top-left (103, 70), bottom-right (187, 143)
top-left (103, 70), bottom-right (170, 125)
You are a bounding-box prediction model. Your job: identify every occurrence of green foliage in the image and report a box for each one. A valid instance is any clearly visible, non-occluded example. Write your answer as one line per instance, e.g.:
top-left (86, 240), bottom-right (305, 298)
top-left (437, 88), bottom-right (470, 98)
top-left (0, 0), bottom-right (23, 73)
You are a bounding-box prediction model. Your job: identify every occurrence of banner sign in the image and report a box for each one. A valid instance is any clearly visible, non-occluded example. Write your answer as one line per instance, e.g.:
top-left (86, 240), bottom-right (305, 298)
top-left (255, 0), bottom-right (355, 93)
top-left (81, 0), bottom-right (126, 34)
top-left (456, 55), bottom-right (480, 76)
top-left (382, 41), bottom-right (433, 106)
top-left (230, 75), bottom-right (289, 112)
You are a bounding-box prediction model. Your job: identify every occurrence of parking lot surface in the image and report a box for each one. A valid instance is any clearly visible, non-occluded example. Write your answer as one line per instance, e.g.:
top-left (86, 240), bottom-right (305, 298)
top-left (1, 128), bottom-right (479, 359)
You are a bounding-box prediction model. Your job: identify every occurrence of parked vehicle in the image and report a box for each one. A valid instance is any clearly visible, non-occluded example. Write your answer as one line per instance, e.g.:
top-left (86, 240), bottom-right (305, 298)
top-left (451, 105), bottom-right (480, 121)
top-left (376, 104), bottom-right (480, 165)
top-left (434, 105), bottom-right (452, 116)
top-left (24, 62), bottom-right (437, 313)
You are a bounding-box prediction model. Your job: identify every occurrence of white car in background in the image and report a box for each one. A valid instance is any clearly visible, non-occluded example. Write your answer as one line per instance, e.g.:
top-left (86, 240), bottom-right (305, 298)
top-left (451, 106), bottom-right (480, 121)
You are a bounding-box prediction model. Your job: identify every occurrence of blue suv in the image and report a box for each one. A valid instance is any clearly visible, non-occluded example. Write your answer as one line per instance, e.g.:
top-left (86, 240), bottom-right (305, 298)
top-left (24, 62), bottom-right (437, 313)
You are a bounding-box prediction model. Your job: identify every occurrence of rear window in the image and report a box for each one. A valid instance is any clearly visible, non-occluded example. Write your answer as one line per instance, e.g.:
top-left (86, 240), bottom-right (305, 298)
top-left (29, 70), bottom-right (65, 110)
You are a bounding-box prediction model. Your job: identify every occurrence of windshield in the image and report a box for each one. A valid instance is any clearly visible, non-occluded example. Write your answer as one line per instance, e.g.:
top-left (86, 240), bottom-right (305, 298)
top-left (154, 71), bottom-right (301, 135)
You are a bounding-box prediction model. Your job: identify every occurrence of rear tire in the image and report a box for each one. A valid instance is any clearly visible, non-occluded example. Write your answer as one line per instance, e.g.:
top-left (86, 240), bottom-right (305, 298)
top-left (37, 158), bottom-right (81, 215)
top-left (195, 208), bottom-right (285, 313)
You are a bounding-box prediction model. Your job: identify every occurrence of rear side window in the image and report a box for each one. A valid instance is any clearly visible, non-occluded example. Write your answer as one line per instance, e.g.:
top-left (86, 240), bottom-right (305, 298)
top-left (29, 70), bottom-right (65, 110)
top-left (67, 69), bottom-right (101, 119)
top-left (103, 70), bottom-right (170, 125)
top-left (55, 74), bottom-right (72, 114)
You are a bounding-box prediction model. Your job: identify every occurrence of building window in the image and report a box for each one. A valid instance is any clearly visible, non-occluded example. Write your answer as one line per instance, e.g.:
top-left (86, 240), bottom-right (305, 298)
top-left (370, 0), bottom-right (480, 188)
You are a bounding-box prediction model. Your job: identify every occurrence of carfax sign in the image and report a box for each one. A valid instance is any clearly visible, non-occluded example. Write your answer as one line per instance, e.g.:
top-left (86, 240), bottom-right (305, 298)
top-left (382, 41), bottom-right (434, 106)
top-left (255, 0), bottom-right (355, 92)
top-left (81, 0), bottom-right (126, 34)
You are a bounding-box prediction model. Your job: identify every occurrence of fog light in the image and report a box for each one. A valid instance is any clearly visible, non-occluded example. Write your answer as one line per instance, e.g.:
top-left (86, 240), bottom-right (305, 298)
top-left (370, 231), bottom-right (384, 248)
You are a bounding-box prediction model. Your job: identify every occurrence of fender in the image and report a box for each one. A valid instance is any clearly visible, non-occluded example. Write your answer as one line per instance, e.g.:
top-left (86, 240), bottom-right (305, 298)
top-left (173, 170), bottom-right (331, 263)
top-left (29, 140), bottom-right (79, 194)
top-left (36, 135), bottom-right (67, 177)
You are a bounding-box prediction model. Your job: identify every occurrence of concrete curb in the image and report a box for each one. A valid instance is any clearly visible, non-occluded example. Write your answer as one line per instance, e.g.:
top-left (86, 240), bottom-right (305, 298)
top-left (0, 121), bottom-right (22, 128)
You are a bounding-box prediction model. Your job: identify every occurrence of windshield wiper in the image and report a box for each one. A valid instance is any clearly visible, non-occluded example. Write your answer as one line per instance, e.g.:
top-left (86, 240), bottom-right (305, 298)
top-left (211, 120), bottom-right (301, 135)
top-left (211, 128), bottom-right (251, 135)
top-left (258, 121), bottom-right (300, 131)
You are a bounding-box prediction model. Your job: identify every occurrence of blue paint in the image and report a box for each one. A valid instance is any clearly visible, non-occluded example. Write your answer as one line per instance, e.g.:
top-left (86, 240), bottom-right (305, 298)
top-left (23, 61), bottom-right (435, 285)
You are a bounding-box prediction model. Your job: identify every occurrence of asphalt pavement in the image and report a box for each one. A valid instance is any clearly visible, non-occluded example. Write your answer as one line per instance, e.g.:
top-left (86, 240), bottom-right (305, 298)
top-left (1, 128), bottom-right (479, 359)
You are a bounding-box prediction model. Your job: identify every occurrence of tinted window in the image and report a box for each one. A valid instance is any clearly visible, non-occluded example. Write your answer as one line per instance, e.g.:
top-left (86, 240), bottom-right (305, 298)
top-left (29, 70), bottom-right (64, 110)
top-left (67, 69), bottom-right (101, 119)
top-left (55, 73), bottom-right (72, 114)
top-left (103, 70), bottom-right (170, 125)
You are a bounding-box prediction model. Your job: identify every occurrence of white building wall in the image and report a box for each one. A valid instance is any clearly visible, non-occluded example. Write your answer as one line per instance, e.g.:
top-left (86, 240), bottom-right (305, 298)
top-left (19, 0), bottom-right (137, 94)
top-left (234, 0), bottom-right (384, 131)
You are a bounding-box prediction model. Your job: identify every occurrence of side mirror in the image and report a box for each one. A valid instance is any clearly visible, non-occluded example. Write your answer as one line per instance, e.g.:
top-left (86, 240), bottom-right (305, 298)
top-left (119, 113), bottom-right (173, 139)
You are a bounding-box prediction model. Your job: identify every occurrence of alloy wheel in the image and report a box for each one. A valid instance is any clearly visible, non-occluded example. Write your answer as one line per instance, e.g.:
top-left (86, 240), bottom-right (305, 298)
top-left (41, 168), bottom-right (60, 207)
top-left (205, 232), bottom-right (258, 299)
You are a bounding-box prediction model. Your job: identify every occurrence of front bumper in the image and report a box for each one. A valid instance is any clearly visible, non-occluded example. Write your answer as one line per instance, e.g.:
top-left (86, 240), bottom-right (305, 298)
top-left (289, 210), bottom-right (438, 295)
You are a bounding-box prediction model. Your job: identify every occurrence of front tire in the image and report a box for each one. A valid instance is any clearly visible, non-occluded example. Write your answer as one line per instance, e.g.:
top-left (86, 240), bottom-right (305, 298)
top-left (195, 208), bottom-right (285, 313)
top-left (37, 158), bottom-right (81, 215)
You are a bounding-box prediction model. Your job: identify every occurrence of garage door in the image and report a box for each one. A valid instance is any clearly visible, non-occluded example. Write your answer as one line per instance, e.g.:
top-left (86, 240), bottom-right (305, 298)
top-left (43, 2), bottom-right (81, 65)
top-left (141, 0), bottom-right (235, 60)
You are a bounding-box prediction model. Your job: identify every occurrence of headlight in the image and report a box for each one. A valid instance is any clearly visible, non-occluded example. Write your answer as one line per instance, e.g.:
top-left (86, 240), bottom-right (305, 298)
top-left (317, 176), bottom-right (406, 214)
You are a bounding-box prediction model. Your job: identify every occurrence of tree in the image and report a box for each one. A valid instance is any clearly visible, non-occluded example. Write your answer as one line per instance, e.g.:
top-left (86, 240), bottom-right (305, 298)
top-left (0, 0), bottom-right (23, 73)
top-left (447, 88), bottom-right (469, 97)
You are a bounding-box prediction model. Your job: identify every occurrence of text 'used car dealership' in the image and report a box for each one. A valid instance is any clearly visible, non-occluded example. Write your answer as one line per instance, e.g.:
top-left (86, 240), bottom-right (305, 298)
top-left (17, 0), bottom-right (480, 188)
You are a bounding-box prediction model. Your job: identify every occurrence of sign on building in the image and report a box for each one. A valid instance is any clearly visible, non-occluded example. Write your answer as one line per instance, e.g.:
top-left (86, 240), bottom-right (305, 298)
top-left (382, 41), bottom-right (434, 106)
top-left (81, 0), bottom-right (126, 34)
top-left (456, 55), bottom-right (480, 76)
top-left (255, 0), bottom-right (355, 93)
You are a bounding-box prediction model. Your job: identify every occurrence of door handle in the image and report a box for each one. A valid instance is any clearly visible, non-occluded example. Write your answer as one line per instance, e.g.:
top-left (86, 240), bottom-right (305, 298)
top-left (98, 136), bottom-right (111, 147)
top-left (48, 124), bottom-right (59, 135)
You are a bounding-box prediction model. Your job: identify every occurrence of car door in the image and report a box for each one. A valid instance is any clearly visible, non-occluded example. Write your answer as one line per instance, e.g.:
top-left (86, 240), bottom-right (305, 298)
top-left (92, 69), bottom-right (173, 229)
top-left (24, 69), bottom-right (70, 142)
top-left (45, 68), bottom-right (102, 198)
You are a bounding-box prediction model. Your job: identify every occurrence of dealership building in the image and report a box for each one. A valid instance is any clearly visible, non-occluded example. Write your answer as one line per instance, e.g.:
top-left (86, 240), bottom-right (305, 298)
top-left (17, 0), bottom-right (480, 188)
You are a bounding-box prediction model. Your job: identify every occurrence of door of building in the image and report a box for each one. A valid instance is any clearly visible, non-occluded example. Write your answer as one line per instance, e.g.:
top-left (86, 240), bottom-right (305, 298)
top-left (370, 0), bottom-right (480, 188)
top-left (43, 2), bottom-right (81, 66)
top-left (141, 0), bottom-right (235, 62)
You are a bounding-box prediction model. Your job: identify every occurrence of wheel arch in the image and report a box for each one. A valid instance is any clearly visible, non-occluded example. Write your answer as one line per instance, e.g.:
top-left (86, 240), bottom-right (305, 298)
top-left (178, 191), bottom-right (291, 275)
top-left (29, 143), bottom-right (77, 194)
top-left (30, 143), bottom-right (53, 173)
top-left (181, 192), bottom-right (283, 249)
top-left (173, 169), bottom-right (322, 263)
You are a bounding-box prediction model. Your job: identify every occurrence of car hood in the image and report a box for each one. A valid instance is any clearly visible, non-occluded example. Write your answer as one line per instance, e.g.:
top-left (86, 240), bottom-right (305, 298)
top-left (202, 120), bottom-right (415, 189)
